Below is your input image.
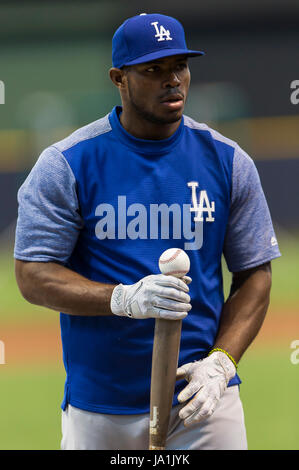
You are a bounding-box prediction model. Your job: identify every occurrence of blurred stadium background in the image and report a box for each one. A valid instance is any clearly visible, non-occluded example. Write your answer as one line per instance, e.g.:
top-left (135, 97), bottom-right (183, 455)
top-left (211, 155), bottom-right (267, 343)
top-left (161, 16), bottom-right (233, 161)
top-left (0, 0), bottom-right (298, 450)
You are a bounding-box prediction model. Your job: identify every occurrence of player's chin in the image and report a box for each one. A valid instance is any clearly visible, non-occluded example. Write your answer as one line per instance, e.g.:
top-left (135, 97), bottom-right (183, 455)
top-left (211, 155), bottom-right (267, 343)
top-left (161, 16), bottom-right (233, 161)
top-left (157, 108), bottom-right (184, 124)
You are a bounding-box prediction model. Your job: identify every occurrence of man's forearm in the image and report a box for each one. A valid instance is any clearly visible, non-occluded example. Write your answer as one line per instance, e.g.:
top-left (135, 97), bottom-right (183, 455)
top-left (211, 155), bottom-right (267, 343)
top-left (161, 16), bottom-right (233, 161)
top-left (15, 260), bottom-right (116, 316)
top-left (212, 263), bottom-right (272, 363)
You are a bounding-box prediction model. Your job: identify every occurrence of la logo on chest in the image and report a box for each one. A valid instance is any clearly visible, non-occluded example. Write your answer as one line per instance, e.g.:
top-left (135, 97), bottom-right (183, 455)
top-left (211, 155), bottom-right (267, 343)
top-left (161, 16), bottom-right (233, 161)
top-left (188, 181), bottom-right (215, 222)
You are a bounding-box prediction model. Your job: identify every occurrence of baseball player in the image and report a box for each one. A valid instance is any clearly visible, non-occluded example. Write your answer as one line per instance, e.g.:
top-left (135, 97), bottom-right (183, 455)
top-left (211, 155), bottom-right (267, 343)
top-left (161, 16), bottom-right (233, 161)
top-left (14, 13), bottom-right (280, 450)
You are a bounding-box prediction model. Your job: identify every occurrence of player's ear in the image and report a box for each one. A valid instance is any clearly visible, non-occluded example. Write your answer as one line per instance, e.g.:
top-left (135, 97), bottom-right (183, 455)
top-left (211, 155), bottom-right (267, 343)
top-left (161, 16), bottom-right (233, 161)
top-left (109, 68), bottom-right (127, 89)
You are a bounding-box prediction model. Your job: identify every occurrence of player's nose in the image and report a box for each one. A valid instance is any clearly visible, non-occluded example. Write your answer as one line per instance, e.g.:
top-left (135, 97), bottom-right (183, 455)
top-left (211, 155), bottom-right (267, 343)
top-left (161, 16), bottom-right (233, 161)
top-left (163, 71), bottom-right (181, 88)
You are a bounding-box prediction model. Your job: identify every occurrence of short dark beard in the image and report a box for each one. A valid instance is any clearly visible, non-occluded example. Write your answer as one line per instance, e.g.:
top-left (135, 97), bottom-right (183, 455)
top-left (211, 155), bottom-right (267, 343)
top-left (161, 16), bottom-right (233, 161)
top-left (127, 80), bottom-right (182, 125)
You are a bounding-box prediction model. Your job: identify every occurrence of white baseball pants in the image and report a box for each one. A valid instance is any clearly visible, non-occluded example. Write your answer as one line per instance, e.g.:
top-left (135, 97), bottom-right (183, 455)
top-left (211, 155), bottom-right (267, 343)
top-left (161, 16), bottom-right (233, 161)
top-left (61, 385), bottom-right (247, 450)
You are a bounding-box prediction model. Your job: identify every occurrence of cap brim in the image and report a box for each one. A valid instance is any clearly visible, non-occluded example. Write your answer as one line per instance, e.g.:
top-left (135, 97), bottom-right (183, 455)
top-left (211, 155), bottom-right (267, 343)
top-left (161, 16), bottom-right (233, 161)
top-left (122, 48), bottom-right (205, 67)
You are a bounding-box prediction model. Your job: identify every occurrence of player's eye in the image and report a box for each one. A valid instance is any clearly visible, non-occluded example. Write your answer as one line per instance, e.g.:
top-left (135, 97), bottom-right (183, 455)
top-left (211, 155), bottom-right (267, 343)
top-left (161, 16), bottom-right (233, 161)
top-left (146, 65), bottom-right (160, 73)
top-left (176, 63), bottom-right (187, 71)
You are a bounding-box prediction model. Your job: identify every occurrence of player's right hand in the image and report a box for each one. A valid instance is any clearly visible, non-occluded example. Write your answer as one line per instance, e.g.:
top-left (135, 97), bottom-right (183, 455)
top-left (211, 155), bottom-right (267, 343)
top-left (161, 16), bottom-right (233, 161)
top-left (110, 274), bottom-right (192, 320)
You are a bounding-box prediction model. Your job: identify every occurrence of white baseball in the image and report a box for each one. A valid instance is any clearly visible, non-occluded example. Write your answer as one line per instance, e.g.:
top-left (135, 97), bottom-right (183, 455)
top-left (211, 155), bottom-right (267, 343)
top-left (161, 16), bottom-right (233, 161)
top-left (158, 248), bottom-right (190, 278)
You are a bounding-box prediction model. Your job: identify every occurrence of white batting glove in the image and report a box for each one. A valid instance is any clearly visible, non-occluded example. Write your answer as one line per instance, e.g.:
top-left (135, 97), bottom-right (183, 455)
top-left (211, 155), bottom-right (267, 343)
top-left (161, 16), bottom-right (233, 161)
top-left (176, 351), bottom-right (236, 426)
top-left (110, 274), bottom-right (192, 320)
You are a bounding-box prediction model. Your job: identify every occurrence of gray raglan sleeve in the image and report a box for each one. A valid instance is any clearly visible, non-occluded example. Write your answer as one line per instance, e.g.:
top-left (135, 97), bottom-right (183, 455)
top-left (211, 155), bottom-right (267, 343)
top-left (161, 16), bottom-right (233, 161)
top-left (223, 146), bottom-right (281, 272)
top-left (14, 145), bottom-right (83, 264)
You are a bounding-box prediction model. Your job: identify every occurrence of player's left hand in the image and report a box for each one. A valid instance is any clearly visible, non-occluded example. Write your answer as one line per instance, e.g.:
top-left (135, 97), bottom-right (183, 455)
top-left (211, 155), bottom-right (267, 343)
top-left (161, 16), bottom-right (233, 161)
top-left (176, 351), bottom-right (236, 426)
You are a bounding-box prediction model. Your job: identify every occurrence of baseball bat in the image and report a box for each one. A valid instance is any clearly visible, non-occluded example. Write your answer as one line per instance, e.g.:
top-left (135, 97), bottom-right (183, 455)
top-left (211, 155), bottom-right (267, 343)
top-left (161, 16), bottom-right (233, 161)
top-left (149, 317), bottom-right (182, 449)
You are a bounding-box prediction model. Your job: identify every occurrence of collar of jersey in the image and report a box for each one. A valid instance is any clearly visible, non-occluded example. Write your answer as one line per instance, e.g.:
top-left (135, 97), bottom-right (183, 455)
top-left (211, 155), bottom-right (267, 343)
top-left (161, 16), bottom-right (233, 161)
top-left (109, 106), bottom-right (184, 155)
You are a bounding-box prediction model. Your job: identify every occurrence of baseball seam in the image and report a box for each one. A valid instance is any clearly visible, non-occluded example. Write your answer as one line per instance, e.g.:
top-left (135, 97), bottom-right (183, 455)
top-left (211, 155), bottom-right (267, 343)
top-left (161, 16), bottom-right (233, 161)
top-left (159, 249), bottom-right (182, 265)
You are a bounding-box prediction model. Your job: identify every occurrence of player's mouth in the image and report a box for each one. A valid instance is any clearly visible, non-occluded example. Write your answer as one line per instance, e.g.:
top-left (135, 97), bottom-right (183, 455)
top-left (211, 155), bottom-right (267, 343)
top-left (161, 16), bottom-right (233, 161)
top-left (160, 93), bottom-right (184, 110)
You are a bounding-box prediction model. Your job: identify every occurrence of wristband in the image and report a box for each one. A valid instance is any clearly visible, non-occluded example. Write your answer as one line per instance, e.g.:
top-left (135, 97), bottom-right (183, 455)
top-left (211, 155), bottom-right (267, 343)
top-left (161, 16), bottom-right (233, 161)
top-left (208, 347), bottom-right (238, 370)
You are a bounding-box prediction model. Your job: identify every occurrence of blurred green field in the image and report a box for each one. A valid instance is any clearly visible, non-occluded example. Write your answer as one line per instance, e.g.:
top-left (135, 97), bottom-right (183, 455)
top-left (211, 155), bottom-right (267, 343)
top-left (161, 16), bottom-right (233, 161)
top-left (0, 365), bottom-right (65, 450)
top-left (0, 234), bottom-right (298, 450)
top-left (238, 348), bottom-right (299, 450)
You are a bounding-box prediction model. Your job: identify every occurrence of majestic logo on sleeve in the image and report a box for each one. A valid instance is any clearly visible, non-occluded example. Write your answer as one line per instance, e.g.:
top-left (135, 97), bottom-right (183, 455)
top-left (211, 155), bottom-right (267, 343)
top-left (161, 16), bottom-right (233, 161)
top-left (94, 183), bottom-right (215, 251)
top-left (151, 21), bottom-right (173, 41)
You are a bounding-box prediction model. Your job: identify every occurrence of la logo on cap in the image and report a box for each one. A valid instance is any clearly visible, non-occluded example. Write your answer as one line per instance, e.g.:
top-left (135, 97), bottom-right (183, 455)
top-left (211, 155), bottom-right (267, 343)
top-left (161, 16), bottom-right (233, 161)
top-left (151, 21), bottom-right (173, 42)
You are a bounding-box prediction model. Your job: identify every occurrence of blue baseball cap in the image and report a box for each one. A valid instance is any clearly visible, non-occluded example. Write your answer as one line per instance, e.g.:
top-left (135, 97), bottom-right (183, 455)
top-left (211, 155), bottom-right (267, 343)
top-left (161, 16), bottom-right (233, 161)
top-left (112, 13), bottom-right (205, 69)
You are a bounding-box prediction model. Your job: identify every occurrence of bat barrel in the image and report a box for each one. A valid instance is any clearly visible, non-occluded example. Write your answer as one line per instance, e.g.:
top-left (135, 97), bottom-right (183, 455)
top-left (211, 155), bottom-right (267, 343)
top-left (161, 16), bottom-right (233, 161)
top-left (149, 318), bottom-right (182, 450)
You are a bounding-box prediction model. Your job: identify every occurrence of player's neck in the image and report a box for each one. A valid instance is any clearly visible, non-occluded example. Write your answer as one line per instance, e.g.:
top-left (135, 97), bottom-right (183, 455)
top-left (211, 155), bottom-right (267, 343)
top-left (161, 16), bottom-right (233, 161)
top-left (119, 108), bottom-right (182, 141)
